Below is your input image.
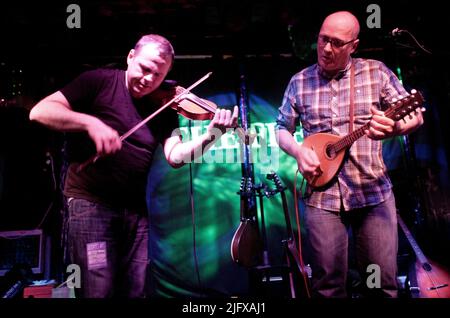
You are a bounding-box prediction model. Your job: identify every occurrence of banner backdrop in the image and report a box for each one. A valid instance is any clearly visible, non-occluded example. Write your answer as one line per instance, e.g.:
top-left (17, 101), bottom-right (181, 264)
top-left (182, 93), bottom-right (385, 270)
top-left (147, 57), bottom-right (306, 297)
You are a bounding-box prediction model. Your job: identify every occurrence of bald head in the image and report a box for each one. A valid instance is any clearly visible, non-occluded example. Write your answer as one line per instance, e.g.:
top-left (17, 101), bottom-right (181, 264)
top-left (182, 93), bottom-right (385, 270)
top-left (316, 11), bottom-right (360, 77)
top-left (321, 11), bottom-right (360, 39)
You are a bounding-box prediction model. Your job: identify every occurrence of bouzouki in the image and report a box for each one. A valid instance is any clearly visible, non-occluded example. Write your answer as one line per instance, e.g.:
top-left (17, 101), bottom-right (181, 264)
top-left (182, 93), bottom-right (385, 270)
top-left (230, 67), bottom-right (263, 268)
top-left (302, 90), bottom-right (424, 188)
top-left (231, 177), bottom-right (263, 267)
top-left (398, 215), bottom-right (450, 298)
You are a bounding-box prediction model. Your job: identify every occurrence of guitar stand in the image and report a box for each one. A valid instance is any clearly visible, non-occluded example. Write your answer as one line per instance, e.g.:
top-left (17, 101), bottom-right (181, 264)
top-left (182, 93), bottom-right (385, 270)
top-left (247, 173), bottom-right (309, 298)
top-left (247, 182), bottom-right (289, 297)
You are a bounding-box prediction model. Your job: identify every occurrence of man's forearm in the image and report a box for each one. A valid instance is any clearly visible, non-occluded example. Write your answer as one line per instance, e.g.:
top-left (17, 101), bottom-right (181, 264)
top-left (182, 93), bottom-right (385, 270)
top-left (168, 128), bottom-right (222, 167)
top-left (276, 129), bottom-right (300, 160)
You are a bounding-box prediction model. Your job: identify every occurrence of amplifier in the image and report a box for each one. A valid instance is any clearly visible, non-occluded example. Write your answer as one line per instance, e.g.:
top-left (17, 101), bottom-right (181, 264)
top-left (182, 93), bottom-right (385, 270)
top-left (0, 229), bottom-right (44, 276)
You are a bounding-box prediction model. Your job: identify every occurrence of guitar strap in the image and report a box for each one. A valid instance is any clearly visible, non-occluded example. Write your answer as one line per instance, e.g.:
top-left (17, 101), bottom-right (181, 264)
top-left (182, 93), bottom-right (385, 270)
top-left (349, 63), bottom-right (355, 133)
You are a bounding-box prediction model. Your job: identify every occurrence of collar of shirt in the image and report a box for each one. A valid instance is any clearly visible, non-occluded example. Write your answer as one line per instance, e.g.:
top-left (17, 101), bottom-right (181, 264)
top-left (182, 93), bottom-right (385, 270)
top-left (318, 57), bottom-right (353, 80)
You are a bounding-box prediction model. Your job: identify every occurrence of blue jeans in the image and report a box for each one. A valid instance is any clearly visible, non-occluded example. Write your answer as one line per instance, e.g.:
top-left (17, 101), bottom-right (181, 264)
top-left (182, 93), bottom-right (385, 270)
top-left (305, 192), bottom-right (398, 298)
top-left (67, 198), bottom-right (149, 298)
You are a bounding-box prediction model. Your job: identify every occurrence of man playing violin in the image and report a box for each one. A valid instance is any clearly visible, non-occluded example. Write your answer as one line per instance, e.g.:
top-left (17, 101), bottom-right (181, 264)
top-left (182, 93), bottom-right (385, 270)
top-left (29, 34), bottom-right (238, 298)
top-left (276, 11), bottom-right (423, 297)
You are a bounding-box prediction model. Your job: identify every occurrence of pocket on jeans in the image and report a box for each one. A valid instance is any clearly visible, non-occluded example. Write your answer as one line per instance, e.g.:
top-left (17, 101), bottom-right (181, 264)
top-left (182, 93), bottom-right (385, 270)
top-left (68, 198), bottom-right (99, 219)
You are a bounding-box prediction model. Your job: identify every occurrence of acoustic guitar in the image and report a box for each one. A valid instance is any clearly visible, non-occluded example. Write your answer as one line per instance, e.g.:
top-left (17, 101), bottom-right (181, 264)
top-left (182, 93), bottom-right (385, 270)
top-left (398, 215), bottom-right (450, 298)
top-left (302, 90), bottom-right (424, 188)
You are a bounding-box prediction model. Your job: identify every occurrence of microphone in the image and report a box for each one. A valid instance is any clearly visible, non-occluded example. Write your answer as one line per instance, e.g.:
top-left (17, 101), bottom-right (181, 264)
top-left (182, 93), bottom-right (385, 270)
top-left (391, 28), bottom-right (404, 36)
top-left (390, 28), bottom-right (432, 54)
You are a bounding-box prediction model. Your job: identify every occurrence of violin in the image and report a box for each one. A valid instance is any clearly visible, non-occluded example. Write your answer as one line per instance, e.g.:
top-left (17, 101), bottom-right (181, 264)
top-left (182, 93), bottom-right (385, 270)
top-left (149, 81), bottom-right (218, 121)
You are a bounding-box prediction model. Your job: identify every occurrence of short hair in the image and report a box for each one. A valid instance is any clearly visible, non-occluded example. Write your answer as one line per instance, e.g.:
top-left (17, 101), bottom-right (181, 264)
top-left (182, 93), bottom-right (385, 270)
top-left (134, 34), bottom-right (175, 64)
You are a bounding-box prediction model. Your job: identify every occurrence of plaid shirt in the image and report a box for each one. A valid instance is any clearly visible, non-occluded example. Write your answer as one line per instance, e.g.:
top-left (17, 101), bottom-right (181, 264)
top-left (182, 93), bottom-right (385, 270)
top-left (276, 58), bottom-right (407, 211)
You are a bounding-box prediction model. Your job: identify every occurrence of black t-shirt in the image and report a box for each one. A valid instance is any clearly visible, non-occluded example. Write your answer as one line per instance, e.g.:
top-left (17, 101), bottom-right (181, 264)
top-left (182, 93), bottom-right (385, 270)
top-left (60, 68), bottom-right (179, 209)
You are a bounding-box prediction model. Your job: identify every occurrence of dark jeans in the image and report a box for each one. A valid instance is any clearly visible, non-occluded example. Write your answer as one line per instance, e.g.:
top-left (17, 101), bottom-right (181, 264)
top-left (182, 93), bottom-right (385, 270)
top-left (67, 198), bottom-right (149, 298)
top-left (305, 192), bottom-right (398, 298)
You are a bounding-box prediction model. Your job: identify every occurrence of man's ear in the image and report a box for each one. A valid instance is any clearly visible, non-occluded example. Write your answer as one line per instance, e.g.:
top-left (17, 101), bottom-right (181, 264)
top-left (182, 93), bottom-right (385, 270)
top-left (127, 49), bottom-right (135, 65)
top-left (350, 39), bottom-right (359, 54)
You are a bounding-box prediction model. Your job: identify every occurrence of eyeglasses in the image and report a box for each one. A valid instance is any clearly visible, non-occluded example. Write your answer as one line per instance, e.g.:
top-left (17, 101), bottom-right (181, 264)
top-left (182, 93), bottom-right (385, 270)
top-left (318, 35), bottom-right (356, 49)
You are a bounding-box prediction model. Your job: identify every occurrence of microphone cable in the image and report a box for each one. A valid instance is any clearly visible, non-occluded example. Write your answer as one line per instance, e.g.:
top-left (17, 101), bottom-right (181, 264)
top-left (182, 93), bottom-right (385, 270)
top-left (393, 28), bottom-right (432, 55)
top-left (187, 119), bottom-right (204, 294)
top-left (293, 170), bottom-right (311, 298)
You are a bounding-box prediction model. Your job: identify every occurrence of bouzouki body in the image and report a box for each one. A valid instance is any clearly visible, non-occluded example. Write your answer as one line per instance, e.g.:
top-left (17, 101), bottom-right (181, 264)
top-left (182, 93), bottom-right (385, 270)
top-left (399, 216), bottom-right (450, 298)
top-left (413, 260), bottom-right (450, 298)
top-left (230, 218), bottom-right (262, 268)
top-left (301, 133), bottom-right (346, 188)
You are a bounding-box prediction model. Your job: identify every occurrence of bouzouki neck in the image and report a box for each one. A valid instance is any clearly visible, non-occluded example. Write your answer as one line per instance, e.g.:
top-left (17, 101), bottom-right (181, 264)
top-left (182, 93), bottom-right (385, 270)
top-left (398, 216), bottom-right (428, 265)
top-left (334, 92), bottom-right (423, 152)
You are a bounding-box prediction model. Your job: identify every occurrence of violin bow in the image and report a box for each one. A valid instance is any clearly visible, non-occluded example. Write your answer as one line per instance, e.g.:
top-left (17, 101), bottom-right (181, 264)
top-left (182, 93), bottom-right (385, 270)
top-left (76, 71), bottom-right (213, 172)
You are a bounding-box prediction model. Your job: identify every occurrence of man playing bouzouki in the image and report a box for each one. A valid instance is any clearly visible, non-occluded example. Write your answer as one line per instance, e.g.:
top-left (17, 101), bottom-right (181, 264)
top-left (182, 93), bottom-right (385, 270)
top-left (276, 11), bottom-right (424, 297)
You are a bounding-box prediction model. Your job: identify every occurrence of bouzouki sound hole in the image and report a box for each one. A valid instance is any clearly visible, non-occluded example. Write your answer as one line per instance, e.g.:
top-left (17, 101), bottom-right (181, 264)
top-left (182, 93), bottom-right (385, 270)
top-left (325, 144), bottom-right (336, 159)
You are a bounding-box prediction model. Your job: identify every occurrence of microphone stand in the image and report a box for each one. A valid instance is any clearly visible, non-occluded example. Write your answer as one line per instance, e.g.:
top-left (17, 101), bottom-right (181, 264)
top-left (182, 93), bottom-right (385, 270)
top-left (391, 34), bottom-right (428, 228)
